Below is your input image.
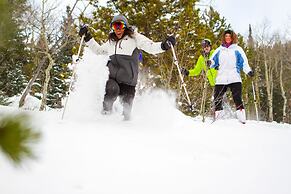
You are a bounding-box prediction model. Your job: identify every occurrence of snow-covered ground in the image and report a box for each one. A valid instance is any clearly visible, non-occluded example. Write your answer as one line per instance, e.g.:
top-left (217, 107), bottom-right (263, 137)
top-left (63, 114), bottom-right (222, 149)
top-left (1, 48), bottom-right (291, 194)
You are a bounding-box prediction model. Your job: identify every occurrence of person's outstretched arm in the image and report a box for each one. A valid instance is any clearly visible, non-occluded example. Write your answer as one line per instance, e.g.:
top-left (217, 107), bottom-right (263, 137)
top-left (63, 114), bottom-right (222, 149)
top-left (135, 32), bottom-right (172, 55)
top-left (86, 39), bottom-right (109, 55)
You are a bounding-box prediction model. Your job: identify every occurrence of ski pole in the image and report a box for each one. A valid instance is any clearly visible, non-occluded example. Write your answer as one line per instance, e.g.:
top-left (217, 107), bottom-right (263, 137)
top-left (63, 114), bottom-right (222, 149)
top-left (170, 43), bottom-right (194, 111)
top-left (251, 81), bottom-right (259, 121)
top-left (61, 35), bottom-right (85, 120)
top-left (200, 52), bottom-right (210, 122)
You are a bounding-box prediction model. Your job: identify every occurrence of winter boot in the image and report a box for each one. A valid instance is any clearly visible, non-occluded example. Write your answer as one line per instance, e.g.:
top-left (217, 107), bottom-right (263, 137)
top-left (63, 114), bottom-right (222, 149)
top-left (101, 99), bottom-right (114, 116)
top-left (236, 108), bottom-right (246, 124)
top-left (123, 113), bottom-right (131, 121)
top-left (122, 103), bottom-right (132, 121)
top-left (101, 109), bottom-right (112, 115)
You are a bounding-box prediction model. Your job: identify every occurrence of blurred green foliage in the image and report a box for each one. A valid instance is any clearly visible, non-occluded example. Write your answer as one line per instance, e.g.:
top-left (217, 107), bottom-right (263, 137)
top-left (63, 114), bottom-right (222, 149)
top-left (0, 113), bottom-right (41, 166)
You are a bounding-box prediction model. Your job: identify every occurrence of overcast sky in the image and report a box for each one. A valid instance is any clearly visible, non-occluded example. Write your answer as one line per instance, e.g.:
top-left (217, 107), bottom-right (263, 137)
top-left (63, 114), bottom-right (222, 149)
top-left (58, 0), bottom-right (291, 39)
top-left (210, 0), bottom-right (291, 38)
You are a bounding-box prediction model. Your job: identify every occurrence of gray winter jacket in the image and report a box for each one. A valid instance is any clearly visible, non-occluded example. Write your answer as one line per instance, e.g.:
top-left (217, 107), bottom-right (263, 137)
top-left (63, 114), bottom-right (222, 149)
top-left (87, 32), bottom-right (164, 86)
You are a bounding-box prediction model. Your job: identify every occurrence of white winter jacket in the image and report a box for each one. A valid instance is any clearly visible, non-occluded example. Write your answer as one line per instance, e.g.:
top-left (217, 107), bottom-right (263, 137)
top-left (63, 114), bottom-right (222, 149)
top-left (87, 32), bottom-right (164, 86)
top-left (209, 44), bottom-right (252, 85)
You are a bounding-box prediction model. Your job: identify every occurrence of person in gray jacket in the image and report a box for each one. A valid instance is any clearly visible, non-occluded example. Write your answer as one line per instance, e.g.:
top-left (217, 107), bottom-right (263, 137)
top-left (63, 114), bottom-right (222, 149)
top-left (79, 14), bottom-right (175, 120)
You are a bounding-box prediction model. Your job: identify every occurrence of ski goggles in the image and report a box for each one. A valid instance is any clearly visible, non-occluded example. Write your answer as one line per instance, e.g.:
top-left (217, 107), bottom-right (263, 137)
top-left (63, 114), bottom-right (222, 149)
top-left (111, 21), bottom-right (126, 31)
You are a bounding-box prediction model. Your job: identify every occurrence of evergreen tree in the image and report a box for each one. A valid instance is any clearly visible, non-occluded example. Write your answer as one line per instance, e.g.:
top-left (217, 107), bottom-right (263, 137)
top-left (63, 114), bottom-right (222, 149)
top-left (200, 6), bottom-right (230, 46)
top-left (0, 113), bottom-right (41, 166)
top-left (0, 0), bottom-right (29, 97)
top-left (0, 91), bottom-right (9, 105)
top-left (47, 6), bottom-right (78, 108)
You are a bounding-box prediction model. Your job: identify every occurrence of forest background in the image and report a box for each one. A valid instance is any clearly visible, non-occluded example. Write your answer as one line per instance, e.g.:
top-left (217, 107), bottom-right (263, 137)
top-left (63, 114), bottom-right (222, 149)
top-left (1, 0), bottom-right (291, 124)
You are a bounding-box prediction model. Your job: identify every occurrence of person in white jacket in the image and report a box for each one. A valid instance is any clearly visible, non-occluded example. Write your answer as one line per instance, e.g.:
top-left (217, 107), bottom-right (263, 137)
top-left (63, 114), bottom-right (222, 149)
top-left (78, 14), bottom-right (175, 120)
top-left (208, 29), bottom-right (254, 123)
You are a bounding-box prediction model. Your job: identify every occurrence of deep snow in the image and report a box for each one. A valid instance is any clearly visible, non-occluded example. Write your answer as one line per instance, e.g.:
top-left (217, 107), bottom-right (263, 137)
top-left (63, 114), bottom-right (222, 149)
top-left (1, 48), bottom-right (291, 194)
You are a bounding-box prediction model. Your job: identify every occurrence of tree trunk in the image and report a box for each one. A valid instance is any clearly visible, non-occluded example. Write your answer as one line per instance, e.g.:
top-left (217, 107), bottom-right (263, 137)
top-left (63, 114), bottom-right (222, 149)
top-left (248, 55), bottom-right (260, 120)
top-left (254, 56), bottom-right (261, 111)
top-left (18, 58), bottom-right (46, 108)
top-left (269, 64), bottom-right (274, 122)
top-left (39, 54), bottom-right (54, 111)
top-left (264, 53), bottom-right (273, 122)
top-left (279, 60), bottom-right (287, 122)
top-left (39, 0), bottom-right (51, 111)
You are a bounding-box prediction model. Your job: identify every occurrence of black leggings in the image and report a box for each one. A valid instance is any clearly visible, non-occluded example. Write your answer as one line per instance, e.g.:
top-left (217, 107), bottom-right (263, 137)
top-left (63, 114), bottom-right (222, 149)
top-left (103, 79), bottom-right (136, 112)
top-left (213, 82), bottom-right (244, 111)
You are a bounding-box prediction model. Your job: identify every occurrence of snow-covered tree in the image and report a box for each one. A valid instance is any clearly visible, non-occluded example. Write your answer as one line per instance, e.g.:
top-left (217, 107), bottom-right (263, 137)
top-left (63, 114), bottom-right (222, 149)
top-left (0, 0), bottom-right (30, 97)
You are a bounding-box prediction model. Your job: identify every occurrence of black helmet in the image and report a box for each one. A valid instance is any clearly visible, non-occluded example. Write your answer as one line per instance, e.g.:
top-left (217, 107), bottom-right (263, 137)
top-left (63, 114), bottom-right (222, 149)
top-left (201, 39), bottom-right (211, 48)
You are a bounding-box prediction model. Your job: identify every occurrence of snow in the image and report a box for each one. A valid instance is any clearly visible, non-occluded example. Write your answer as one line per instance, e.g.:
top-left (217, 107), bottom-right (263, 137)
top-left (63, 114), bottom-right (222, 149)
top-left (1, 48), bottom-right (291, 194)
top-left (8, 94), bottom-right (45, 110)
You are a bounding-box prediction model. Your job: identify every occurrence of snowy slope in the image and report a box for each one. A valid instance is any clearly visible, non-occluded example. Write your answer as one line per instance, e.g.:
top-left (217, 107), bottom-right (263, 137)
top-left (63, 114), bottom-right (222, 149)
top-left (1, 48), bottom-right (291, 194)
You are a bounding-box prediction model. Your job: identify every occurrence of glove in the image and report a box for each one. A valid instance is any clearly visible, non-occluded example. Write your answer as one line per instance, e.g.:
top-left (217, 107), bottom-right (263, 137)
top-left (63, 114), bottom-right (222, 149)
top-left (201, 50), bottom-right (210, 58)
top-left (161, 36), bottom-right (176, 50)
top-left (206, 60), bottom-right (212, 67)
top-left (79, 25), bottom-right (88, 36)
top-left (79, 25), bottom-right (92, 42)
top-left (248, 70), bottom-right (255, 77)
top-left (180, 67), bottom-right (189, 76)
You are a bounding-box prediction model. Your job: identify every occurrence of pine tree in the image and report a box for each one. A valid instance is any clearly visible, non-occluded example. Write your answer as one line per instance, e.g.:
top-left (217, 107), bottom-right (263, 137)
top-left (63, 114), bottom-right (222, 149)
top-left (0, 91), bottom-right (9, 105)
top-left (0, 113), bottom-right (41, 166)
top-left (0, 0), bottom-right (29, 97)
top-left (47, 6), bottom-right (78, 108)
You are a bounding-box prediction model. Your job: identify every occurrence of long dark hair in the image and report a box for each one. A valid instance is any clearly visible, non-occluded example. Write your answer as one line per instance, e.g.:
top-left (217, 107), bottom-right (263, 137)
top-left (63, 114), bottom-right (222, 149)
top-left (108, 27), bottom-right (134, 42)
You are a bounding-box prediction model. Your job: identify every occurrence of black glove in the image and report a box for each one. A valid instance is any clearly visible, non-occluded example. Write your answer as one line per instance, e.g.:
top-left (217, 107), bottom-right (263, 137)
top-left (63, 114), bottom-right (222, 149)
top-left (180, 67), bottom-right (189, 76)
top-left (201, 50), bottom-right (210, 58)
top-left (161, 36), bottom-right (176, 50)
top-left (248, 70), bottom-right (255, 77)
top-left (79, 25), bottom-right (92, 42)
top-left (206, 60), bottom-right (212, 67)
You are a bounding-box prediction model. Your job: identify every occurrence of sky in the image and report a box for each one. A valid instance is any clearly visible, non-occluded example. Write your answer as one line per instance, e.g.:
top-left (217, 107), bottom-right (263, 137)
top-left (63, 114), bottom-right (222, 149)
top-left (210, 0), bottom-right (291, 38)
top-left (57, 0), bottom-right (291, 39)
top-left (1, 48), bottom-right (291, 194)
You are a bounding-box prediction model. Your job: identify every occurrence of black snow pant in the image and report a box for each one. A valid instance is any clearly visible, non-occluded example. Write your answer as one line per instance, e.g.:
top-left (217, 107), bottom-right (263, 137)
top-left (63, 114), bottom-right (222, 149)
top-left (213, 82), bottom-right (244, 111)
top-left (103, 78), bottom-right (136, 118)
